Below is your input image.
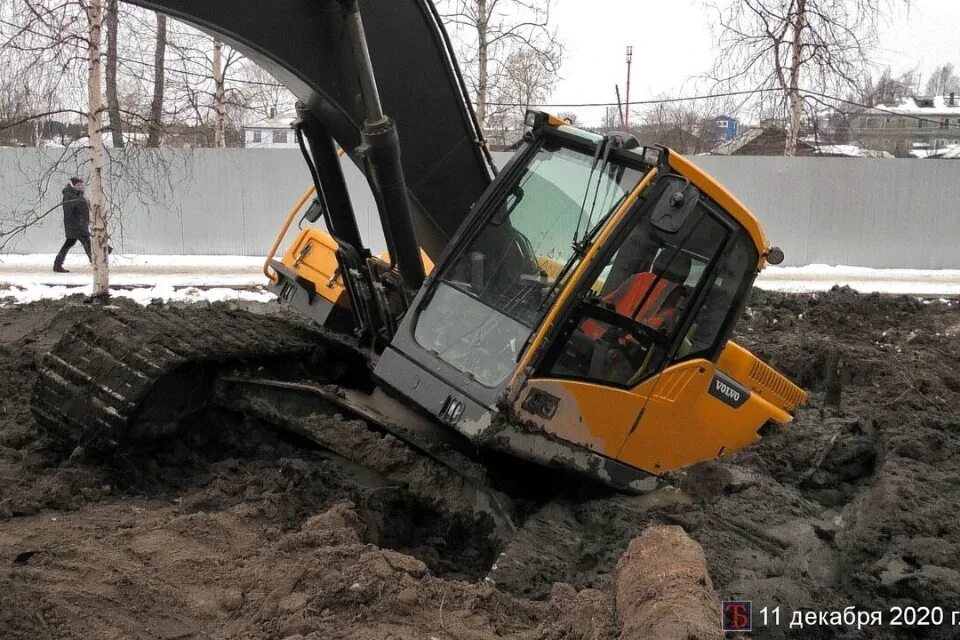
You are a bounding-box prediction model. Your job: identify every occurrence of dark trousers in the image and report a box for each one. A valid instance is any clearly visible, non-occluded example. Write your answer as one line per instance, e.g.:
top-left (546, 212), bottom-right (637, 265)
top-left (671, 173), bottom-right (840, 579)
top-left (54, 236), bottom-right (92, 267)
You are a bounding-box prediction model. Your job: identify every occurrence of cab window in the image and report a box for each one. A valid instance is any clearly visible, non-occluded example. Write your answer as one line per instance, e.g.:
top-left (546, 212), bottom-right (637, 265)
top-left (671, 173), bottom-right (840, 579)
top-left (675, 232), bottom-right (758, 362)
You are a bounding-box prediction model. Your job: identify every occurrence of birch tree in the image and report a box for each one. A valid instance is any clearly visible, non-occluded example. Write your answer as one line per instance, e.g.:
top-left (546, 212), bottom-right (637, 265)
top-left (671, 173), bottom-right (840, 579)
top-left (211, 38), bottom-right (226, 147)
top-left (709, 0), bottom-right (901, 156)
top-left (83, 0), bottom-right (110, 296)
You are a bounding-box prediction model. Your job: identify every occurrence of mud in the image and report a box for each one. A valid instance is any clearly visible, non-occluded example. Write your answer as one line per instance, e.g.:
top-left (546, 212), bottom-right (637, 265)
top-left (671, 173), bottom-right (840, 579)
top-left (0, 287), bottom-right (958, 638)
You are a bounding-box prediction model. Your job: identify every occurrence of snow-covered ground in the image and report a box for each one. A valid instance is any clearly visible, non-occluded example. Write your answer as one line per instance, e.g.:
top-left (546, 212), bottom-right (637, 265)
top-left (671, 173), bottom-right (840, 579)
top-left (0, 254), bottom-right (271, 305)
top-left (2, 254), bottom-right (960, 305)
top-left (757, 264), bottom-right (960, 296)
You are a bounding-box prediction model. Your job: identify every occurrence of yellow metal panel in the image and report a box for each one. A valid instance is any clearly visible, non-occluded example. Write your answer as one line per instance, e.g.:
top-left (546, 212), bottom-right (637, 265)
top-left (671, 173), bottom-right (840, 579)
top-left (281, 228), bottom-right (348, 306)
top-left (651, 366), bottom-right (697, 402)
top-left (514, 378), bottom-right (656, 457)
top-left (264, 185), bottom-right (317, 284)
top-left (617, 359), bottom-right (792, 474)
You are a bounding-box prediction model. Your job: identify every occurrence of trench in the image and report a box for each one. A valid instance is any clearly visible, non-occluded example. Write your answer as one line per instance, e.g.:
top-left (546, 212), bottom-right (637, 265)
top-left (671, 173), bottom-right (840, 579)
top-left (102, 406), bottom-right (506, 582)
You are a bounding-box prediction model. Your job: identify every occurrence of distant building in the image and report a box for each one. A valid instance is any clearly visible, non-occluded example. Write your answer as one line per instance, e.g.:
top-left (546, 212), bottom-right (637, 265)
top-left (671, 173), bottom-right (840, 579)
top-left (244, 109), bottom-right (297, 149)
top-left (710, 127), bottom-right (816, 156)
top-left (710, 127), bottom-right (892, 158)
top-left (711, 115), bottom-right (739, 142)
top-left (849, 94), bottom-right (960, 156)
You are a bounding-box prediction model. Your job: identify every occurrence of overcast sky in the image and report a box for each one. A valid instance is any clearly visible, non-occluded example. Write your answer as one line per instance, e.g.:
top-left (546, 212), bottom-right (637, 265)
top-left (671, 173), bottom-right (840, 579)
top-left (546, 0), bottom-right (960, 123)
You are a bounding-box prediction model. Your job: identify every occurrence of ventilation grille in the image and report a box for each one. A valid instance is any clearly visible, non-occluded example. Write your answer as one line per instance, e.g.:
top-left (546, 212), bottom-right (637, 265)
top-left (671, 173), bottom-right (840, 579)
top-left (748, 359), bottom-right (806, 410)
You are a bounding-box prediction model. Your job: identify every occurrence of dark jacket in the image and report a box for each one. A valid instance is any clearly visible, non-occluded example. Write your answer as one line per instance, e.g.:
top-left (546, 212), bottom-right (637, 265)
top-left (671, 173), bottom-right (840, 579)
top-left (61, 185), bottom-right (90, 239)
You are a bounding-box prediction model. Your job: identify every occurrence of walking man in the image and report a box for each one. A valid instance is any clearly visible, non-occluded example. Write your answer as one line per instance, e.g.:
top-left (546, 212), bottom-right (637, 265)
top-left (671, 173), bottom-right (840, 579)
top-left (54, 177), bottom-right (92, 273)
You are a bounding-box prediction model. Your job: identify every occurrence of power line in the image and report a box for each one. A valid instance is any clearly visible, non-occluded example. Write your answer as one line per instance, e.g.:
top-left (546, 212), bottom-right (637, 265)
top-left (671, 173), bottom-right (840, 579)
top-left (115, 53), bottom-right (286, 89)
top-left (487, 87), bottom-right (960, 128)
top-left (485, 88), bottom-right (785, 108)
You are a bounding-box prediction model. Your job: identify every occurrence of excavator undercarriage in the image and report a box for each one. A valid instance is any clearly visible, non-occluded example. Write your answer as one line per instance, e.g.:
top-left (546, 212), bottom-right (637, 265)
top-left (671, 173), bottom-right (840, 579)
top-left (31, 303), bottom-right (521, 535)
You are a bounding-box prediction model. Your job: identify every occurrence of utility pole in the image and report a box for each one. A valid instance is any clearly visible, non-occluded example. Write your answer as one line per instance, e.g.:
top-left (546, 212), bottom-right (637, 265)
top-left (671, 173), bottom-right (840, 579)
top-left (624, 46), bottom-right (633, 132)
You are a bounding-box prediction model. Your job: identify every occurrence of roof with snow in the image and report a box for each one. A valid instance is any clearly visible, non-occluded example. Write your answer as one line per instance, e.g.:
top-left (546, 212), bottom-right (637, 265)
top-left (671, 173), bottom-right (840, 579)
top-left (865, 95), bottom-right (960, 117)
top-left (709, 128), bottom-right (764, 155)
top-left (813, 144), bottom-right (893, 159)
top-left (244, 111), bottom-right (296, 130)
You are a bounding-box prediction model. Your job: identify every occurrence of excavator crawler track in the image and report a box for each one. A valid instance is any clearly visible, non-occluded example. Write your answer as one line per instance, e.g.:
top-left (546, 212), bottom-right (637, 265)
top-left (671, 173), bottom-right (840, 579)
top-left (31, 305), bottom-right (330, 451)
top-left (31, 303), bottom-right (518, 536)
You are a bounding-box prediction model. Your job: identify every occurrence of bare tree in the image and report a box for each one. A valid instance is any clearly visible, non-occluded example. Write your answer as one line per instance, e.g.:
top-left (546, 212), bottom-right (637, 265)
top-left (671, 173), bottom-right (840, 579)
top-left (439, 0), bottom-right (562, 132)
top-left (211, 38), bottom-right (226, 147)
top-left (600, 106), bottom-right (621, 131)
top-left (161, 24), bottom-right (254, 146)
top-left (638, 97), bottom-right (722, 155)
top-left (486, 47), bottom-right (558, 145)
top-left (104, 0), bottom-right (124, 148)
top-left (925, 63), bottom-right (960, 97)
top-left (859, 67), bottom-right (916, 106)
top-left (0, 0), bottom-right (183, 294)
top-left (709, 0), bottom-right (901, 156)
top-left (146, 13), bottom-right (166, 147)
top-left (83, 0), bottom-right (110, 295)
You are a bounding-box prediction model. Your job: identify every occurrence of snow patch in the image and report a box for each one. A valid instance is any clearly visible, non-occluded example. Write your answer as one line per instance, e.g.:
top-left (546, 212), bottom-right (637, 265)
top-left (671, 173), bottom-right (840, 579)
top-left (758, 264), bottom-right (960, 295)
top-left (0, 283), bottom-right (275, 306)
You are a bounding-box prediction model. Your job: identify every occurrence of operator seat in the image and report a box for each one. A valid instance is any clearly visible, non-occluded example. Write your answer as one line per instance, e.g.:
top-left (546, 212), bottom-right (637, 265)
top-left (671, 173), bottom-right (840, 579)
top-left (651, 249), bottom-right (692, 286)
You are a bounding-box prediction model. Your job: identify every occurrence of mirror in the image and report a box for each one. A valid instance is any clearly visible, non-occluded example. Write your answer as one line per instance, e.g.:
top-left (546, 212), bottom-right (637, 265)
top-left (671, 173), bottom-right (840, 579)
top-left (304, 198), bottom-right (324, 223)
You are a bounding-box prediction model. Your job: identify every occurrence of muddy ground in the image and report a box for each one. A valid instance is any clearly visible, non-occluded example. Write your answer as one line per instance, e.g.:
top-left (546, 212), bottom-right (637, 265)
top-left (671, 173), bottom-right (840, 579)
top-left (0, 288), bottom-right (958, 639)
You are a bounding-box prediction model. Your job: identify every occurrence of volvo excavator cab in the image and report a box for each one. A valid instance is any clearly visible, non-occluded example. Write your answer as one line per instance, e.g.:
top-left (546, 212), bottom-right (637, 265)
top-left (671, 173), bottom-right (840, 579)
top-left (366, 112), bottom-right (805, 490)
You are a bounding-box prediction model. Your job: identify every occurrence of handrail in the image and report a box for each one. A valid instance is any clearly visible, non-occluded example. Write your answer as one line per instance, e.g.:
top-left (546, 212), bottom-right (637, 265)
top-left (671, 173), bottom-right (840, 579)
top-left (263, 185), bottom-right (317, 284)
top-left (263, 148), bottom-right (347, 284)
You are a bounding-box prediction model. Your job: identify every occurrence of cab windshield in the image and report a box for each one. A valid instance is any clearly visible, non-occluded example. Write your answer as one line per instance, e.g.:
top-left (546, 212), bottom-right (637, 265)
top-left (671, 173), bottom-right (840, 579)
top-left (414, 139), bottom-right (647, 386)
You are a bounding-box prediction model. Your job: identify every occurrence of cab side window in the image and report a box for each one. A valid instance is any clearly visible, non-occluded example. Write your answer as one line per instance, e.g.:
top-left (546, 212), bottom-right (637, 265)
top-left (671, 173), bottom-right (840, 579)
top-left (676, 233), bottom-right (757, 361)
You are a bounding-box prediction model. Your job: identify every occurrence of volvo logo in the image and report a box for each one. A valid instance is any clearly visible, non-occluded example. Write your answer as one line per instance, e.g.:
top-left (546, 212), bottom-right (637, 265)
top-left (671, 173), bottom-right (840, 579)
top-left (715, 380), bottom-right (741, 403)
top-left (708, 373), bottom-right (750, 409)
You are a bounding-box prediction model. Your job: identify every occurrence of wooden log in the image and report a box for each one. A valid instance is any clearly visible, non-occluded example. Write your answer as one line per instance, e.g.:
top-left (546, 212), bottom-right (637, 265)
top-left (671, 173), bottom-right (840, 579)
top-left (616, 525), bottom-right (722, 640)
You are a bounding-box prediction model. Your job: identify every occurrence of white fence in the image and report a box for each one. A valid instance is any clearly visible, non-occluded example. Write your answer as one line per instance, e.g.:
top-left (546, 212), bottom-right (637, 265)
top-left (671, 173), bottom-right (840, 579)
top-left (1, 149), bottom-right (957, 269)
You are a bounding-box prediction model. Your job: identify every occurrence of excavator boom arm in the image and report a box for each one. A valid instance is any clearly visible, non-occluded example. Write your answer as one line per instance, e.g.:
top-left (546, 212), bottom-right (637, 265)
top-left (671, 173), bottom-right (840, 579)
top-left (123, 0), bottom-right (494, 258)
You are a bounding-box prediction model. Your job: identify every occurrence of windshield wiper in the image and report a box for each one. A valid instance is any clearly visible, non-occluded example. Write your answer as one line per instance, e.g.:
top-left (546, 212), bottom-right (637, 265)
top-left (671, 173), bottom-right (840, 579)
top-left (572, 135), bottom-right (609, 252)
top-left (538, 137), bottom-right (617, 314)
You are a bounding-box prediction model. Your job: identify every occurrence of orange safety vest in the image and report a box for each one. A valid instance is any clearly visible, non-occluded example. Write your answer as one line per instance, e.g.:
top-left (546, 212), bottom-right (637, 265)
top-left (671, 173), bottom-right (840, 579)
top-left (582, 273), bottom-right (680, 339)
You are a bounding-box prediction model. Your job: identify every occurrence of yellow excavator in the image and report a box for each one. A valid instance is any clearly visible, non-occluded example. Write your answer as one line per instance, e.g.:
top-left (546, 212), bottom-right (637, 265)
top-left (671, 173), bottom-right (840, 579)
top-left (33, 0), bottom-right (805, 497)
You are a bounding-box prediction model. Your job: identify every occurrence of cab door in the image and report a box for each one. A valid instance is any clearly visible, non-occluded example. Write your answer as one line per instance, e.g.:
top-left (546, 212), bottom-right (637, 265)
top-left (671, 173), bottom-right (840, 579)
top-left (616, 230), bottom-right (770, 474)
top-left (513, 177), bottom-right (737, 469)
